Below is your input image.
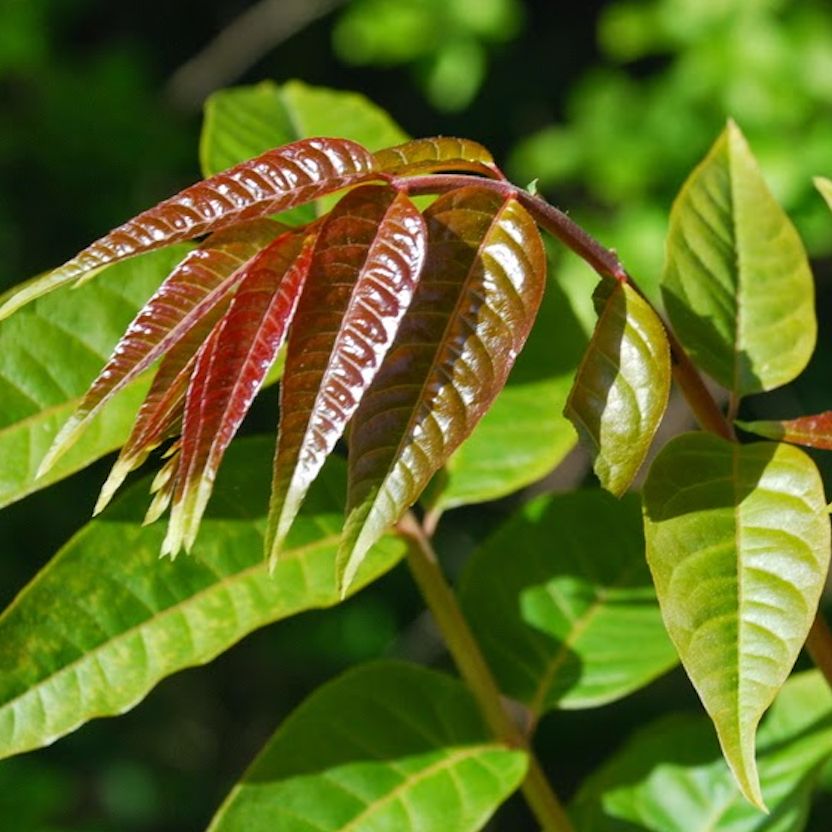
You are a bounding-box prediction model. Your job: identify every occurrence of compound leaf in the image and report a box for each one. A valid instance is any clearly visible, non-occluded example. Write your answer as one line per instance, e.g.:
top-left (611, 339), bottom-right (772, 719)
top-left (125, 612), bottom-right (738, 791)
top-left (571, 670), bottom-right (832, 831)
top-left (207, 662), bottom-right (527, 832)
top-left (663, 121), bottom-right (815, 397)
top-left (565, 278), bottom-right (670, 496)
top-left (461, 491), bottom-right (676, 714)
top-left (643, 432), bottom-right (830, 807)
top-left (737, 412), bottom-right (832, 450)
top-left (0, 137), bottom-right (375, 319)
top-left (0, 438), bottom-right (405, 761)
top-left (373, 137), bottom-right (500, 177)
top-left (267, 186), bottom-right (426, 562)
top-left (339, 187), bottom-right (547, 591)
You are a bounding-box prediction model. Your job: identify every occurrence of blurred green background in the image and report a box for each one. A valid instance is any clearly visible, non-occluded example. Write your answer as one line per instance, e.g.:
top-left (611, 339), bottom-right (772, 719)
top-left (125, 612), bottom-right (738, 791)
top-left (2, 0), bottom-right (832, 828)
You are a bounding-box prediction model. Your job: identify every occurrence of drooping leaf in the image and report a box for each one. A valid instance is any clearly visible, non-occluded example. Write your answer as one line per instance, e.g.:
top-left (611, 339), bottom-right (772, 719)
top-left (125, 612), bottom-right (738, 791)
top-left (0, 438), bottom-right (406, 761)
top-left (662, 121), bottom-right (815, 397)
top-left (39, 220), bottom-right (284, 477)
top-left (565, 277), bottom-right (670, 496)
top-left (163, 231), bottom-right (316, 556)
top-left (0, 138), bottom-right (376, 320)
top-left (433, 276), bottom-right (583, 510)
top-left (0, 246), bottom-right (190, 509)
top-left (207, 662), bottom-right (528, 832)
top-left (339, 187), bottom-right (547, 590)
top-left (571, 670), bottom-right (832, 831)
top-left (267, 186), bottom-right (426, 562)
top-left (373, 137), bottom-right (500, 177)
top-left (642, 432), bottom-right (831, 808)
top-left (461, 491), bottom-right (677, 714)
top-left (737, 412), bottom-right (832, 450)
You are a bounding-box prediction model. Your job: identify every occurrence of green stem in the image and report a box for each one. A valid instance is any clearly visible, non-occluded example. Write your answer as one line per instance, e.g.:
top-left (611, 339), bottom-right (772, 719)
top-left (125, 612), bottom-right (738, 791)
top-left (397, 511), bottom-right (575, 832)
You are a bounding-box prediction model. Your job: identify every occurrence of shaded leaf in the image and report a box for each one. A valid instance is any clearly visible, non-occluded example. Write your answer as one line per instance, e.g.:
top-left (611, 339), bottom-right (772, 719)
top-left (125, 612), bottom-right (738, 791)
top-left (737, 413), bottom-right (832, 450)
top-left (340, 187), bottom-right (547, 590)
top-left (207, 662), bottom-right (527, 832)
top-left (0, 137), bottom-right (375, 319)
top-left (663, 121), bottom-right (815, 396)
top-left (40, 220), bottom-right (284, 477)
top-left (642, 432), bottom-right (830, 807)
top-left (571, 670), bottom-right (832, 831)
top-left (0, 246), bottom-right (190, 509)
top-left (267, 186), bottom-right (426, 562)
top-left (565, 278), bottom-right (670, 496)
top-left (373, 137), bottom-right (500, 177)
top-left (163, 231), bottom-right (316, 556)
top-left (0, 438), bottom-right (406, 761)
top-left (461, 491), bottom-right (676, 714)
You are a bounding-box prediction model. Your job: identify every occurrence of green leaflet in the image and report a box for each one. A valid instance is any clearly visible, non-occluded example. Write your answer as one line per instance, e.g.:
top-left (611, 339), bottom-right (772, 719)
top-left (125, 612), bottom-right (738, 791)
top-left (0, 246), bottom-right (191, 509)
top-left (642, 432), bottom-right (830, 808)
top-left (460, 491), bottom-right (677, 714)
top-left (200, 79), bottom-right (407, 225)
top-left (0, 438), bottom-right (405, 761)
top-left (816, 176), bottom-right (832, 211)
top-left (434, 276), bottom-right (582, 510)
top-left (571, 670), bottom-right (832, 831)
top-left (207, 662), bottom-right (528, 832)
top-left (663, 121), bottom-right (815, 397)
top-left (565, 278), bottom-right (670, 497)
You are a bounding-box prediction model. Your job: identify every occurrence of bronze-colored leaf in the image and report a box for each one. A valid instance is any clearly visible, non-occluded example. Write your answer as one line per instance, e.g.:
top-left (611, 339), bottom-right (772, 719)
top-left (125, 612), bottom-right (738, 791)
top-left (736, 412), bottom-right (832, 450)
top-left (339, 187), bottom-right (547, 590)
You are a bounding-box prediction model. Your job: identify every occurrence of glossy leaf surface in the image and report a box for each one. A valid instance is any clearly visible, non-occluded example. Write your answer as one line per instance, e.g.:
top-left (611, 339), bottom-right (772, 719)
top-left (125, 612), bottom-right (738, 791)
top-left (461, 491), bottom-right (676, 714)
top-left (0, 439), bottom-right (405, 761)
top-left (164, 232), bottom-right (315, 556)
top-left (340, 187), bottom-right (547, 590)
top-left (737, 412), bottom-right (832, 450)
top-left (268, 186), bottom-right (426, 561)
top-left (0, 246), bottom-right (190, 509)
top-left (208, 662), bottom-right (527, 832)
top-left (643, 432), bottom-right (830, 807)
top-left (40, 220), bottom-right (283, 476)
top-left (435, 277), bottom-right (582, 510)
top-left (373, 137), bottom-right (499, 177)
top-left (0, 138), bottom-right (375, 319)
top-left (565, 278), bottom-right (670, 496)
top-left (571, 670), bottom-right (832, 831)
top-left (663, 121), bottom-right (815, 396)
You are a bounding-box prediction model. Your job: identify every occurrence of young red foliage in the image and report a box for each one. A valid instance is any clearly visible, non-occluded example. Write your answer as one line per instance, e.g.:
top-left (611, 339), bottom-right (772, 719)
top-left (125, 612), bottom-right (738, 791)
top-left (737, 412), bottom-right (832, 450)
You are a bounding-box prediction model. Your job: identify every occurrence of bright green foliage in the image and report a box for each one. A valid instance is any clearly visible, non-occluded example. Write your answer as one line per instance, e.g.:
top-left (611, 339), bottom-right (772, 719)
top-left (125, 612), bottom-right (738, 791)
top-left (207, 662), bottom-right (528, 831)
top-left (0, 439), bottom-right (405, 761)
top-left (643, 433), bottom-right (831, 808)
top-left (565, 277), bottom-right (670, 496)
top-left (663, 121), bottom-right (815, 397)
top-left (0, 245), bottom-right (189, 509)
top-left (461, 491), bottom-right (677, 713)
top-left (571, 670), bottom-right (832, 830)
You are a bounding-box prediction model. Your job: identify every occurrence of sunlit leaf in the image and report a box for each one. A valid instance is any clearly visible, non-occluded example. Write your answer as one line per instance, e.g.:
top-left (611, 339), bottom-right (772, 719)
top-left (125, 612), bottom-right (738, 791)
top-left (0, 438), bottom-right (405, 761)
top-left (267, 186), bottom-right (426, 563)
top-left (663, 121), bottom-right (815, 396)
top-left (736, 412), bottom-right (832, 450)
top-left (373, 137), bottom-right (500, 177)
top-left (461, 491), bottom-right (676, 714)
top-left (339, 187), bottom-right (547, 591)
top-left (39, 220), bottom-right (284, 477)
top-left (565, 277), bottom-right (670, 496)
top-left (571, 670), bottom-right (832, 830)
top-left (0, 138), bottom-right (376, 319)
top-left (163, 232), bottom-right (316, 556)
top-left (207, 662), bottom-right (527, 832)
top-left (815, 176), bottom-right (832, 211)
top-left (643, 432), bottom-right (830, 807)
top-left (0, 246), bottom-right (190, 509)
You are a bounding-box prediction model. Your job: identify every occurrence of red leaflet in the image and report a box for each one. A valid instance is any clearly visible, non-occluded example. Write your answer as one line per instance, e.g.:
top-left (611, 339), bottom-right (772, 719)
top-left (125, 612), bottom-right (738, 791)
top-left (340, 187), bottom-right (547, 590)
top-left (373, 138), bottom-right (502, 178)
top-left (40, 220), bottom-right (284, 476)
top-left (0, 138), bottom-right (376, 319)
top-left (736, 413), bottom-right (832, 450)
top-left (266, 185), bottom-right (427, 563)
top-left (162, 231), bottom-right (316, 556)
